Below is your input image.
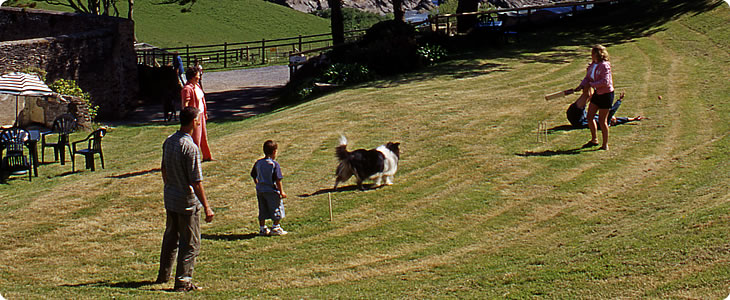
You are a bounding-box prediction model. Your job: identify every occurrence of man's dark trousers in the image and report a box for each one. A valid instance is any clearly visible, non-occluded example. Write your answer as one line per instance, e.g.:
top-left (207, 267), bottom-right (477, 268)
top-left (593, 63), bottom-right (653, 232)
top-left (158, 209), bottom-right (201, 285)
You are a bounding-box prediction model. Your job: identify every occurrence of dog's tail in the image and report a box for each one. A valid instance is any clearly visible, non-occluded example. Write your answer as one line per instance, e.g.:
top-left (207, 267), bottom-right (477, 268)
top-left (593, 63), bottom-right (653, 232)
top-left (335, 135), bottom-right (349, 161)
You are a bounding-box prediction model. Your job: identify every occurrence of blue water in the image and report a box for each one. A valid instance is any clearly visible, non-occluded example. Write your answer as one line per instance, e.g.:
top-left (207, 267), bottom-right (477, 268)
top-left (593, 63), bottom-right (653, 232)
top-left (405, 10), bottom-right (430, 23)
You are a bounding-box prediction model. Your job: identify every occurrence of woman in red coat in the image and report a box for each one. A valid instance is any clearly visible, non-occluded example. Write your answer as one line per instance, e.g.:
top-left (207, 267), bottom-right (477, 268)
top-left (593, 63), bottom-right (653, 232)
top-left (181, 67), bottom-right (213, 161)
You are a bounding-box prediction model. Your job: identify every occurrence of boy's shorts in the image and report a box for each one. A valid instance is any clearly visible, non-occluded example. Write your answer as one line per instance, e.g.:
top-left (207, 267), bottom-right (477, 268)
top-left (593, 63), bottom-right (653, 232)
top-left (257, 192), bottom-right (285, 221)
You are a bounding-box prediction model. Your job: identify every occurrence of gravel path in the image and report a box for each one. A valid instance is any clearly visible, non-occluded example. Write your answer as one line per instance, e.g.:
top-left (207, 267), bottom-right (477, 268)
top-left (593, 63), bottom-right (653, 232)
top-left (121, 65), bottom-right (290, 124)
top-left (202, 65), bottom-right (290, 92)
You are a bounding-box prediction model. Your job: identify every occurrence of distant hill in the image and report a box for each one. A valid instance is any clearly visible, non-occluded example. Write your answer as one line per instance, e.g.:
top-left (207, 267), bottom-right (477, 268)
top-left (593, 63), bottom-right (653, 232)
top-left (28, 0), bottom-right (332, 48)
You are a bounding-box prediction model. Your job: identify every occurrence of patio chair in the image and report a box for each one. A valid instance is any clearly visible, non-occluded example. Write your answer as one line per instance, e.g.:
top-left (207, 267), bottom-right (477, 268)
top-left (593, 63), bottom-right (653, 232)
top-left (41, 114), bottom-right (76, 165)
top-left (72, 128), bottom-right (107, 172)
top-left (0, 127), bottom-right (32, 182)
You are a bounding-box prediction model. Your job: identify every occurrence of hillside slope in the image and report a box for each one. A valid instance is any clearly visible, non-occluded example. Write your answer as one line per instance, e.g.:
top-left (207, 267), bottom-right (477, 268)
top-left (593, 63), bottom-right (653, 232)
top-left (0, 0), bottom-right (728, 298)
top-left (31, 0), bottom-right (331, 48)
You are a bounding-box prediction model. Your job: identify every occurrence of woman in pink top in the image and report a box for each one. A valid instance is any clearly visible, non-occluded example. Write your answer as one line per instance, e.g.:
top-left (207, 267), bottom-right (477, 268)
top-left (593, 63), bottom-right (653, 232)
top-left (181, 67), bottom-right (213, 161)
top-left (575, 44), bottom-right (614, 150)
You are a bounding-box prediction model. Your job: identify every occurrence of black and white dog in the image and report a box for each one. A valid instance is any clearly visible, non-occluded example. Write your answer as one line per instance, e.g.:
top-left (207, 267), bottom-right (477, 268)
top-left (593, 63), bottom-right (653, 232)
top-left (334, 136), bottom-right (400, 190)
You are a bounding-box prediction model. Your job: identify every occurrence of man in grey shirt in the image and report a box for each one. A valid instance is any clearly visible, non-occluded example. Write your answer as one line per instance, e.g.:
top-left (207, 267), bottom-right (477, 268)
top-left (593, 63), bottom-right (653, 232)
top-left (156, 106), bottom-right (214, 292)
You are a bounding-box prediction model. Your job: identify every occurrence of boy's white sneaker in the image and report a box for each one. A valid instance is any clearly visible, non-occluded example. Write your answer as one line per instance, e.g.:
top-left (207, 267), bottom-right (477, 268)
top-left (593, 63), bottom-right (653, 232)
top-left (259, 227), bottom-right (270, 236)
top-left (271, 227), bottom-right (288, 236)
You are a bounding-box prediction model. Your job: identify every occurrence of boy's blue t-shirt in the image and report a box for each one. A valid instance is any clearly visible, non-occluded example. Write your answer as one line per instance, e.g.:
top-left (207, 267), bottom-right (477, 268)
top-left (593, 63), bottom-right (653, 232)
top-left (251, 158), bottom-right (283, 193)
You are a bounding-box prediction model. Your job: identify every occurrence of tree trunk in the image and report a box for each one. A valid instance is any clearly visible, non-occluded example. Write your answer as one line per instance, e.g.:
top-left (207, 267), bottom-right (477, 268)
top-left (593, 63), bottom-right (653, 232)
top-left (129, 0), bottom-right (137, 42)
top-left (328, 0), bottom-right (345, 46)
top-left (393, 0), bottom-right (405, 23)
top-left (455, 0), bottom-right (479, 33)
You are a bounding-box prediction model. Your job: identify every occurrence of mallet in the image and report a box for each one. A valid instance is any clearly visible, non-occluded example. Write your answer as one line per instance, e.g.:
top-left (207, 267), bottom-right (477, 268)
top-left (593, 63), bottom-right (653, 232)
top-left (545, 89), bottom-right (575, 100)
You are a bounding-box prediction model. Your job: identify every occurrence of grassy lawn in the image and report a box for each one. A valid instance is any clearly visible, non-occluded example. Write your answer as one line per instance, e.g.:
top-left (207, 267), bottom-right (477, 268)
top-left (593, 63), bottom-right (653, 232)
top-left (1, 0), bottom-right (729, 298)
top-left (30, 0), bottom-right (331, 48)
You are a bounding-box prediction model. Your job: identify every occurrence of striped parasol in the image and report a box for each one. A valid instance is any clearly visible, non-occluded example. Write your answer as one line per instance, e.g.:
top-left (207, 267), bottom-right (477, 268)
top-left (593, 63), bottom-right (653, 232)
top-left (0, 72), bottom-right (53, 97)
top-left (0, 72), bottom-right (54, 126)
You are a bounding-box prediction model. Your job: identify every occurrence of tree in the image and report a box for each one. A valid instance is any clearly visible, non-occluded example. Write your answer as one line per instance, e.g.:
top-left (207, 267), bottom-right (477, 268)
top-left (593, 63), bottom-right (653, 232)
top-left (128, 0), bottom-right (136, 42)
top-left (455, 0), bottom-right (479, 33)
top-left (393, 0), bottom-right (405, 22)
top-left (38, 0), bottom-right (120, 16)
top-left (328, 0), bottom-right (345, 46)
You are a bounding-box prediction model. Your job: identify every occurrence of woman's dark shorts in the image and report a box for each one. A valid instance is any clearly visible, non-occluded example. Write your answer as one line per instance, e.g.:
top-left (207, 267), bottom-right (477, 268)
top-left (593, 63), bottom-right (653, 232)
top-left (590, 91), bottom-right (614, 109)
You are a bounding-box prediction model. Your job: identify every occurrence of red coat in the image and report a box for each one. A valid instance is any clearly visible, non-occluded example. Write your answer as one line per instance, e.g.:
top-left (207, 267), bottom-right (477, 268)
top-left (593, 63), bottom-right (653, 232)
top-left (181, 83), bottom-right (207, 118)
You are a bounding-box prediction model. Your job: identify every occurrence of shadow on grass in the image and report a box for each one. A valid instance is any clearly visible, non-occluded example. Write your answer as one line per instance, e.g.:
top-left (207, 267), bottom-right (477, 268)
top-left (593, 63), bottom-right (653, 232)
top-left (63, 280), bottom-right (157, 289)
top-left (548, 125), bottom-right (579, 133)
top-left (54, 170), bottom-right (77, 178)
top-left (298, 184), bottom-right (383, 197)
top-left (107, 168), bottom-right (161, 179)
top-left (202, 233), bottom-right (258, 241)
top-left (516, 147), bottom-right (584, 157)
top-left (548, 122), bottom-right (643, 134)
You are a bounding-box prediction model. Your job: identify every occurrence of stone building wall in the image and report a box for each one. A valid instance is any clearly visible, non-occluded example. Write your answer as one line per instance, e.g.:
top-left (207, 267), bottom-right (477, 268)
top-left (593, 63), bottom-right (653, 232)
top-left (0, 7), bottom-right (138, 120)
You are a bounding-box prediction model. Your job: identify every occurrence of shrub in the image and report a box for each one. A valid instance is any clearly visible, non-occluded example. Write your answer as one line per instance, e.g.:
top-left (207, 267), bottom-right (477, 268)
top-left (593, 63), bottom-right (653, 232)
top-left (417, 43), bottom-right (448, 65)
top-left (48, 79), bottom-right (98, 121)
top-left (359, 20), bottom-right (420, 75)
top-left (319, 63), bottom-right (373, 85)
top-left (19, 67), bottom-right (47, 82)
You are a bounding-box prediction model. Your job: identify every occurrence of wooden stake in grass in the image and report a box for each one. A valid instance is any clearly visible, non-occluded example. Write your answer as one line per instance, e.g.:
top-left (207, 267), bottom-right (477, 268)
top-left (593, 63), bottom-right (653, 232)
top-left (328, 192), bottom-right (333, 222)
top-left (537, 121), bottom-right (548, 143)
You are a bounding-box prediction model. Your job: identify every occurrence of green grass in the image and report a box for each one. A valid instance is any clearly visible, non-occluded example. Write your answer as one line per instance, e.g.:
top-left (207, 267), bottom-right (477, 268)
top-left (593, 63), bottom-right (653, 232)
top-left (1, 0), bottom-right (729, 298)
top-left (30, 0), bottom-right (331, 48)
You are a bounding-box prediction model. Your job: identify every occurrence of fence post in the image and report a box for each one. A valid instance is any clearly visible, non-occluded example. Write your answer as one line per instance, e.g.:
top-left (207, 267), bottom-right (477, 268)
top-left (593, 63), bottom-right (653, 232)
top-left (186, 45), bottom-right (190, 67)
top-left (246, 46), bottom-right (250, 61)
top-left (447, 16), bottom-right (451, 36)
top-left (298, 35), bottom-right (303, 52)
top-left (224, 42), bottom-right (228, 68)
top-left (261, 39), bottom-right (266, 65)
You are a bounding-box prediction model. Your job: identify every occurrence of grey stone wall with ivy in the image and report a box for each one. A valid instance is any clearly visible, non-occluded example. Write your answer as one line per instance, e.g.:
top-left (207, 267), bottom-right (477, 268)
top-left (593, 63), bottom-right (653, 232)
top-left (0, 7), bottom-right (138, 120)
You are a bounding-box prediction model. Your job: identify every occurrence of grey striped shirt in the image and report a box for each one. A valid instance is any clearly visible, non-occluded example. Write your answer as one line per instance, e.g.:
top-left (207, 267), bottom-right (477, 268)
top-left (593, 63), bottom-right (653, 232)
top-left (162, 131), bottom-right (203, 214)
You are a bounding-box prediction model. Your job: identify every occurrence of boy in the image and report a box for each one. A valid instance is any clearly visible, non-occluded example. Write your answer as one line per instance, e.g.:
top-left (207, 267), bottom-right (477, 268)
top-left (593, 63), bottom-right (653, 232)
top-left (251, 140), bottom-right (288, 236)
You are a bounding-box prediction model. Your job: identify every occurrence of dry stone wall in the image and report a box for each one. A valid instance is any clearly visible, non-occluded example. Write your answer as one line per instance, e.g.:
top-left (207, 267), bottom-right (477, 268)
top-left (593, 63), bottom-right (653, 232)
top-left (0, 7), bottom-right (138, 120)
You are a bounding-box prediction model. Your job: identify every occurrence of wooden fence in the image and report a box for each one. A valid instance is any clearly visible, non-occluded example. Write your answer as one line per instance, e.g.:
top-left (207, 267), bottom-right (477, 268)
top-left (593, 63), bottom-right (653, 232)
top-left (136, 29), bottom-right (367, 71)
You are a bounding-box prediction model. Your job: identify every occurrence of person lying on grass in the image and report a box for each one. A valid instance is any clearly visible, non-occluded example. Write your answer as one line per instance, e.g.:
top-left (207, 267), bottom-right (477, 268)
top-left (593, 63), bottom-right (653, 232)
top-left (566, 91), bottom-right (644, 129)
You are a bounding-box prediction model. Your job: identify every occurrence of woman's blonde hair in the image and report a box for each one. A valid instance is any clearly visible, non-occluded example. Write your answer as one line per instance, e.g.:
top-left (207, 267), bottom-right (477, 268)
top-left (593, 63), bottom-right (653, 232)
top-left (592, 44), bottom-right (610, 62)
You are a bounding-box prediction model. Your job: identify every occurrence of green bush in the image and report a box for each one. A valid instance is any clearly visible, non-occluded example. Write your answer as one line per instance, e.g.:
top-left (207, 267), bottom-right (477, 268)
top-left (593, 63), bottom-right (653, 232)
top-left (48, 79), bottom-right (98, 121)
top-left (417, 43), bottom-right (448, 65)
top-left (319, 63), bottom-right (373, 85)
top-left (19, 67), bottom-right (47, 82)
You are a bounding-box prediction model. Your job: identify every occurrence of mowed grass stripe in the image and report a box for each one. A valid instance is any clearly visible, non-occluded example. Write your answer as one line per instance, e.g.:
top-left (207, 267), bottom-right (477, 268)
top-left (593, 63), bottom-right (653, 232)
top-left (1, 1), bottom-right (729, 298)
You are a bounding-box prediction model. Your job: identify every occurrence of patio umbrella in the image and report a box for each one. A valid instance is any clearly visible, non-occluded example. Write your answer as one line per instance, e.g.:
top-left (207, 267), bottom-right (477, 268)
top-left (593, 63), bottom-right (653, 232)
top-left (0, 72), bottom-right (54, 126)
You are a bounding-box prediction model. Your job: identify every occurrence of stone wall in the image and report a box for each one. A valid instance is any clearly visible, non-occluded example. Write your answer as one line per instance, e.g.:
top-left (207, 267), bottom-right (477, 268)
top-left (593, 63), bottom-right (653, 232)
top-left (0, 7), bottom-right (138, 120)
